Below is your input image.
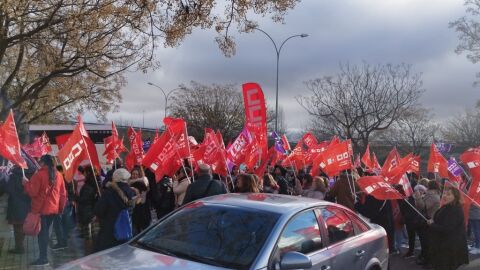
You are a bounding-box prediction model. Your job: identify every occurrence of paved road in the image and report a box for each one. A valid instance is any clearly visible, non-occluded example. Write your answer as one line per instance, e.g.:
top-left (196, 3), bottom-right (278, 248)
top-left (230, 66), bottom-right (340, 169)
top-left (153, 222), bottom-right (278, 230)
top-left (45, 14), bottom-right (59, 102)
top-left (389, 247), bottom-right (480, 270)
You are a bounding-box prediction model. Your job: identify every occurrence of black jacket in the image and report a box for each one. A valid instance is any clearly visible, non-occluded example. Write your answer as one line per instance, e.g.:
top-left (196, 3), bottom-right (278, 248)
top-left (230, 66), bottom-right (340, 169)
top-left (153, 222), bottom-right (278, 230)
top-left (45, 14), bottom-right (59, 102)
top-left (429, 203), bottom-right (469, 270)
top-left (77, 181), bottom-right (98, 225)
top-left (0, 168), bottom-right (31, 223)
top-left (182, 174), bottom-right (227, 205)
top-left (94, 182), bottom-right (135, 252)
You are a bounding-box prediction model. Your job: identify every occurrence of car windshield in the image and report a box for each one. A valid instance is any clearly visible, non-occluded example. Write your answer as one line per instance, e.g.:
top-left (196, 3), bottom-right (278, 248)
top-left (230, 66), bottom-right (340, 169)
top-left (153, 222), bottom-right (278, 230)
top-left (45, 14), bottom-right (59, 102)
top-left (134, 202), bottom-right (280, 269)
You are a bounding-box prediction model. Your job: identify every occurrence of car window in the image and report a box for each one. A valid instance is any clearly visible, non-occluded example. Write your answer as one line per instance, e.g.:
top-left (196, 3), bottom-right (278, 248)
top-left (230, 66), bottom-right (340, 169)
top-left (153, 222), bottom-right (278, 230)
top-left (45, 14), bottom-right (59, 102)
top-left (347, 212), bottom-right (370, 234)
top-left (277, 210), bottom-right (323, 255)
top-left (320, 206), bottom-right (355, 245)
top-left (135, 203), bottom-right (279, 269)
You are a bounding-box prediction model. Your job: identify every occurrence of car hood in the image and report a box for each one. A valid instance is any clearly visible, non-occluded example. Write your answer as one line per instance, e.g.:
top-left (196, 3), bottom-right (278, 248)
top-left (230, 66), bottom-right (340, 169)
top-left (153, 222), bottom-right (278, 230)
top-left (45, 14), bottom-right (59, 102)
top-left (57, 244), bottom-right (229, 270)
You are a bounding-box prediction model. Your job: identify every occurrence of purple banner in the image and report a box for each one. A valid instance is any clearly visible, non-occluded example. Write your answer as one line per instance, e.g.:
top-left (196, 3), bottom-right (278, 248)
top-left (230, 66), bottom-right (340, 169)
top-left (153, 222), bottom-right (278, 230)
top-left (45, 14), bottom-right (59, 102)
top-left (435, 142), bottom-right (453, 154)
top-left (447, 157), bottom-right (464, 177)
top-left (271, 131), bottom-right (286, 154)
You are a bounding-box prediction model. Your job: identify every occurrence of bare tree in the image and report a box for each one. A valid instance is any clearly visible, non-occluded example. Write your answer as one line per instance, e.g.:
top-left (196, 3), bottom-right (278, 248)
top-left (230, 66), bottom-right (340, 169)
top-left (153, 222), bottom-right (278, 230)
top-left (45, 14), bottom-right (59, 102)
top-left (170, 81), bottom-right (278, 142)
top-left (297, 63), bottom-right (424, 152)
top-left (376, 108), bottom-right (437, 154)
top-left (451, 0), bottom-right (480, 84)
top-left (0, 0), bottom-right (299, 128)
top-left (442, 102), bottom-right (480, 149)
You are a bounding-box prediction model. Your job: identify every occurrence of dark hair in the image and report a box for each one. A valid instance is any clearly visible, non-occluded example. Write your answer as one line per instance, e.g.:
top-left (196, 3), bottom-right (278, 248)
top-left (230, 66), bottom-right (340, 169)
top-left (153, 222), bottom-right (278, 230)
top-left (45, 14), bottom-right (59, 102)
top-left (263, 173), bottom-right (277, 187)
top-left (40, 155), bottom-right (56, 184)
top-left (445, 187), bottom-right (462, 206)
top-left (83, 165), bottom-right (97, 186)
top-left (237, 174), bottom-right (259, 193)
top-left (303, 174), bottom-right (313, 189)
top-left (428, 180), bottom-right (440, 191)
top-left (274, 165), bottom-right (287, 177)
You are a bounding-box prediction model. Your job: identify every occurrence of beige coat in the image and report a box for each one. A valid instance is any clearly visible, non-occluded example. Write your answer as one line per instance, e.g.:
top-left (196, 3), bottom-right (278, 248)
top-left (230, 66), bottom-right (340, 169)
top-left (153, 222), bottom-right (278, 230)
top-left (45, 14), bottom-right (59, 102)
top-left (173, 177), bottom-right (191, 207)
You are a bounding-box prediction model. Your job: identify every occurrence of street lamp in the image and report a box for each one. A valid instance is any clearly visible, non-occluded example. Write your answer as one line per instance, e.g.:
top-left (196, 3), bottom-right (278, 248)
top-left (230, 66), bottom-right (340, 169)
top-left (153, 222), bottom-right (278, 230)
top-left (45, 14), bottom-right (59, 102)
top-left (147, 82), bottom-right (183, 120)
top-left (252, 27), bottom-right (308, 133)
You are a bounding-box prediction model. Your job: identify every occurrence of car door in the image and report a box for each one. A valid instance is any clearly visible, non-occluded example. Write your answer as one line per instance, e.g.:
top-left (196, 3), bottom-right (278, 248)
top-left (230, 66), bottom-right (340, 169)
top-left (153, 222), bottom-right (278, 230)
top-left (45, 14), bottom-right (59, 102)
top-left (269, 210), bottom-right (331, 270)
top-left (318, 206), bottom-right (364, 270)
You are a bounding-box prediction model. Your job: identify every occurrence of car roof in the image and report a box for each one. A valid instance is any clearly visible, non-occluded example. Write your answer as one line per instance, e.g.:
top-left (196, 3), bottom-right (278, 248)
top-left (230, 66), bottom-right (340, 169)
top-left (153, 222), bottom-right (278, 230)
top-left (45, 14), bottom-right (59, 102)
top-left (197, 193), bottom-right (336, 215)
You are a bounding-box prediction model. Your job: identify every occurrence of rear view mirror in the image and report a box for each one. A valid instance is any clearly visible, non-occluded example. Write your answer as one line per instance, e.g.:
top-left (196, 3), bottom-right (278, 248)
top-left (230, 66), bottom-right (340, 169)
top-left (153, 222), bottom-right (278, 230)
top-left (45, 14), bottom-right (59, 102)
top-left (279, 251), bottom-right (312, 270)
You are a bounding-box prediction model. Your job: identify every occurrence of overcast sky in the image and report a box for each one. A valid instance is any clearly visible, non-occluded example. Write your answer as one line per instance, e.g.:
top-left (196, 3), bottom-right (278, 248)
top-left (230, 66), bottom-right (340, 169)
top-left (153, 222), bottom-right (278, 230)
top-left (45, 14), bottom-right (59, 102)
top-left (102, 0), bottom-right (480, 132)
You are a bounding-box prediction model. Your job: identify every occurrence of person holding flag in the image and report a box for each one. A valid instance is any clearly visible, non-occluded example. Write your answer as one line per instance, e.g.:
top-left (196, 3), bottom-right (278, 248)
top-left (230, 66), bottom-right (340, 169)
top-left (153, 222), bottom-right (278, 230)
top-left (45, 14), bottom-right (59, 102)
top-left (325, 170), bottom-right (359, 211)
top-left (23, 155), bottom-right (67, 267)
top-left (427, 186), bottom-right (469, 270)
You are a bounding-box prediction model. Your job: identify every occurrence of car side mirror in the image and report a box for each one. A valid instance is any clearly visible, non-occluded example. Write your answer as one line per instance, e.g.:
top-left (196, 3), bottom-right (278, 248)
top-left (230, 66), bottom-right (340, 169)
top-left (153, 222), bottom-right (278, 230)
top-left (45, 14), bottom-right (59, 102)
top-left (279, 251), bottom-right (312, 270)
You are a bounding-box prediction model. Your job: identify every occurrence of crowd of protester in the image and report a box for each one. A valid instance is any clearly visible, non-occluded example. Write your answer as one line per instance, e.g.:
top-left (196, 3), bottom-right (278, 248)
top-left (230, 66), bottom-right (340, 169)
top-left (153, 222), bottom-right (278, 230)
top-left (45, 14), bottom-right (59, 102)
top-left (0, 154), bottom-right (476, 270)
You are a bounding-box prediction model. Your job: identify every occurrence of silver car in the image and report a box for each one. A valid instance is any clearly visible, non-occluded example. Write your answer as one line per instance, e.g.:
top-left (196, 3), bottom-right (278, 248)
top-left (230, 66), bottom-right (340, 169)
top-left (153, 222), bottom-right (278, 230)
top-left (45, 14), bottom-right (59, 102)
top-left (58, 193), bottom-right (389, 270)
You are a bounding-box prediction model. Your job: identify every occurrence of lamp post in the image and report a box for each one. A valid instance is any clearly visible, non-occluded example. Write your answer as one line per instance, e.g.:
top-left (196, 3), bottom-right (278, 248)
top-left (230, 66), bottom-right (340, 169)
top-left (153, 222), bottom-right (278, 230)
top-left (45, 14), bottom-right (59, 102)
top-left (253, 27), bottom-right (308, 133)
top-left (147, 82), bottom-right (183, 120)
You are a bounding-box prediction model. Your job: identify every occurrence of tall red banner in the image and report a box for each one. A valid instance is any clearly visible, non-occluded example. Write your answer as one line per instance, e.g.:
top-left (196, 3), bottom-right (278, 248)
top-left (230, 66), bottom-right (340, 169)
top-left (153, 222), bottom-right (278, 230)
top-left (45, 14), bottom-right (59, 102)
top-left (242, 83), bottom-right (267, 163)
top-left (0, 111), bottom-right (27, 168)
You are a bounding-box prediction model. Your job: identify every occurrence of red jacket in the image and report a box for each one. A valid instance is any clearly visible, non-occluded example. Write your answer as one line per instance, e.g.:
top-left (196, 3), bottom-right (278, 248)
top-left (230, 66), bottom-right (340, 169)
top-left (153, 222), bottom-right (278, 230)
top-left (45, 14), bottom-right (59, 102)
top-left (24, 167), bottom-right (67, 215)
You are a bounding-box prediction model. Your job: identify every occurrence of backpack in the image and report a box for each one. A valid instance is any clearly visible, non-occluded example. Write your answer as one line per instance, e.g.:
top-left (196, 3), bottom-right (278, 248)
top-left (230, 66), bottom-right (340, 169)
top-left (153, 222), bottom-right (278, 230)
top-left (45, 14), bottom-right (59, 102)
top-left (114, 208), bottom-right (133, 241)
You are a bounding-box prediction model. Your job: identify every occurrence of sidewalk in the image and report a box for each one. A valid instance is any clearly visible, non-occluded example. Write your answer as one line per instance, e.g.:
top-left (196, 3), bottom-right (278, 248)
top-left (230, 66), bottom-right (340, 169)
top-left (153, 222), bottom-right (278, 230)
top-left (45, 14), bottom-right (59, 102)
top-left (0, 196), bottom-right (90, 269)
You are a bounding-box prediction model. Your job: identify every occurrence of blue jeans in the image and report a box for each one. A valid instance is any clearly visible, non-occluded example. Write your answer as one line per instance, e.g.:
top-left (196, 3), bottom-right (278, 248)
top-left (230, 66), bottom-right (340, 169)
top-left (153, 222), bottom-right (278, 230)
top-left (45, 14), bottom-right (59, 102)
top-left (470, 219), bottom-right (480, 248)
top-left (38, 215), bottom-right (55, 261)
top-left (53, 202), bottom-right (74, 242)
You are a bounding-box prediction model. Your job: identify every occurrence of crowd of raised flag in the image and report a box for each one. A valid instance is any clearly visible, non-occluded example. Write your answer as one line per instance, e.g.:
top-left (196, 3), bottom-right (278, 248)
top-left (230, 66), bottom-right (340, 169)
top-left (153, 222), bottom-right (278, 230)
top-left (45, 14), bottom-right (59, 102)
top-left (0, 83), bottom-right (478, 269)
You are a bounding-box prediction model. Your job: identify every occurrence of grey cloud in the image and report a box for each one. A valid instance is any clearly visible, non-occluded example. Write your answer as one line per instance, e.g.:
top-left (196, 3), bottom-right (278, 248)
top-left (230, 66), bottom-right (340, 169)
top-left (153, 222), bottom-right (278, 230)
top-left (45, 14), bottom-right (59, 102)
top-left (103, 0), bottom-right (480, 132)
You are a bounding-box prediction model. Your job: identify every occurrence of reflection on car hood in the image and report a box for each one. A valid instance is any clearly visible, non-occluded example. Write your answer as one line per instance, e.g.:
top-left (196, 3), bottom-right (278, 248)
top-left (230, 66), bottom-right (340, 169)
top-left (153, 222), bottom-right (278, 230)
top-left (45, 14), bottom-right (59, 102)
top-left (57, 244), bottom-right (229, 270)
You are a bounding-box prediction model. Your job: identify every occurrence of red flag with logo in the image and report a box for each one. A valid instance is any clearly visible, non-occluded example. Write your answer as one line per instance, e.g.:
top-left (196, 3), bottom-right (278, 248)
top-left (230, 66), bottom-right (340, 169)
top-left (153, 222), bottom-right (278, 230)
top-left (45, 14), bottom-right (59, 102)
top-left (312, 140), bottom-right (352, 177)
top-left (427, 143), bottom-right (449, 178)
top-left (242, 83), bottom-right (268, 162)
top-left (57, 128), bottom-right (87, 181)
top-left (125, 128), bottom-right (144, 170)
top-left (461, 147), bottom-right (480, 180)
top-left (357, 176), bottom-right (404, 200)
top-left (226, 127), bottom-right (253, 166)
top-left (0, 111), bottom-right (27, 168)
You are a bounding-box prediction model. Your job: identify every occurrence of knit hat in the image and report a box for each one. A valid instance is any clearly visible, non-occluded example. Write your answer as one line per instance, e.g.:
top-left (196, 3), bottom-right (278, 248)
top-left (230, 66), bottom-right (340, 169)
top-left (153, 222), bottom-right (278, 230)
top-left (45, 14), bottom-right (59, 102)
top-left (112, 168), bottom-right (131, 183)
top-left (414, 184), bottom-right (427, 193)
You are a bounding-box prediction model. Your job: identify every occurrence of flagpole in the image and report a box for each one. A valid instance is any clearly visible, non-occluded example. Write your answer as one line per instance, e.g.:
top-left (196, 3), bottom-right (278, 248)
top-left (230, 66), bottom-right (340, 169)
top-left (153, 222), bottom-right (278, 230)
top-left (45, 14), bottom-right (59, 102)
top-left (164, 122), bottom-right (191, 183)
top-left (11, 109), bottom-right (26, 178)
top-left (403, 198), bottom-right (429, 222)
top-left (80, 136), bottom-right (102, 197)
top-left (445, 179), bottom-right (480, 208)
top-left (183, 122), bottom-right (195, 183)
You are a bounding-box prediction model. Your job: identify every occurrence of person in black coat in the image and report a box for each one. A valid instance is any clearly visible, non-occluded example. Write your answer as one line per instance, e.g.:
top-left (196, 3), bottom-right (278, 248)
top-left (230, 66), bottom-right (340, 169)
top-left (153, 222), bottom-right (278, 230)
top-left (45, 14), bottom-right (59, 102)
top-left (77, 166), bottom-right (99, 239)
top-left (355, 195), bottom-right (395, 252)
top-left (427, 186), bottom-right (469, 270)
top-left (94, 168), bottom-right (136, 252)
top-left (182, 164), bottom-right (227, 205)
top-left (273, 165), bottom-right (289, 195)
top-left (0, 166), bottom-right (31, 253)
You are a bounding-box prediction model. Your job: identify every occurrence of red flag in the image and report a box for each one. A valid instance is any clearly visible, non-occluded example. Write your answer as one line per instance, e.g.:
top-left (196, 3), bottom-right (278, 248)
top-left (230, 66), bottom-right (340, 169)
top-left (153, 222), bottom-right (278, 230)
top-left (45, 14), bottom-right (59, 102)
top-left (372, 152), bottom-right (382, 172)
top-left (281, 135), bottom-right (291, 152)
top-left (361, 144), bottom-right (373, 169)
top-left (357, 176), bottom-right (404, 200)
top-left (57, 127), bottom-right (88, 181)
top-left (353, 154), bottom-right (361, 168)
top-left (461, 147), bottom-right (480, 180)
top-left (23, 136), bottom-right (50, 158)
top-left (40, 132), bottom-right (52, 153)
top-left (312, 141), bottom-right (352, 177)
top-left (242, 83), bottom-right (268, 162)
top-left (226, 127), bottom-right (253, 166)
top-left (55, 133), bottom-right (71, 150)
top-left (301, 132), bottom-right (318, 149)
top-left (142, 118), bottom-right (188, 180)
top-left (125, 128), bottom-right (144, 170)
top-left (0, 111), bottom-right (27, 168)
top-left (427, 143), bottom-right (449, 178)
top-left (381, 148), bottom-right (400, 176)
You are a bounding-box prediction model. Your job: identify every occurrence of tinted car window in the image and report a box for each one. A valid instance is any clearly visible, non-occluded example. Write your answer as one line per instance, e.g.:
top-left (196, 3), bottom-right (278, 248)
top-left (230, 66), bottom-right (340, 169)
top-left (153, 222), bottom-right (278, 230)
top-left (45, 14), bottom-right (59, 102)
top-left (277, 210), bottom-right (323, 255)
top-left (347, 212), bottom-right (370, 234)
top-left (135, 203), bottom-right (279, 269)
top-left (320, 206), bottom-right (354, 245)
